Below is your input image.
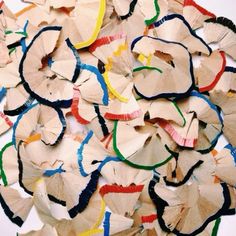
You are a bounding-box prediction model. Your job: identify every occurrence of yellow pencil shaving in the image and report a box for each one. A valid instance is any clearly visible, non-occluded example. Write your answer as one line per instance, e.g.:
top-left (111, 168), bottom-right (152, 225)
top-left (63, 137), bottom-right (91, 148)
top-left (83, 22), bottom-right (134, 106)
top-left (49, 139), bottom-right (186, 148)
top-left (77, 200), bottom-right (106, 236)
top-left (32, 177), bottom-right (44, 194)
top-left (78, 229), bottom-right (103, 236)
top-left (113, 43), bottom-right (128, 57)
top-left (227, 92), bottom-right (234, 97)
top-left (74, 0), bottom-right (106, 49)
top-left (103, 43), bottom-right (129, 102)
top-left (138, 53), bottom-right (152, 66)
top-left (92, 199), bottom-right (106, 229)
top-left (15, 4), bottom-right (36, 17)
top-left (104, 72), bottom-right (129, 102)
top-left (146, 54), bottom-right (152, 66)
top-left (138, 54), bottom-right (146, 63)
top-left (24, 133), bottom-right (41, 144)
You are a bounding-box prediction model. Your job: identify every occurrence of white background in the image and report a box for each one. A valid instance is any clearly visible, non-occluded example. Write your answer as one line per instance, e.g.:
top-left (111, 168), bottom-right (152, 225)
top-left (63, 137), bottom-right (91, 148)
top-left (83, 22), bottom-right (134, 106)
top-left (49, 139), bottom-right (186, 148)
top-left (1, 0), bottom-right (236, 235)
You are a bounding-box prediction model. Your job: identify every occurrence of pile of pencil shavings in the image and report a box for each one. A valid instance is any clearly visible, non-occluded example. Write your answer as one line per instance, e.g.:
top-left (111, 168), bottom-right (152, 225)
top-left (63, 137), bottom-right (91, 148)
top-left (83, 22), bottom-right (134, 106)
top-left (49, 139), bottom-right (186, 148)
top-left (0, 0), bottom-right (236, 235)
